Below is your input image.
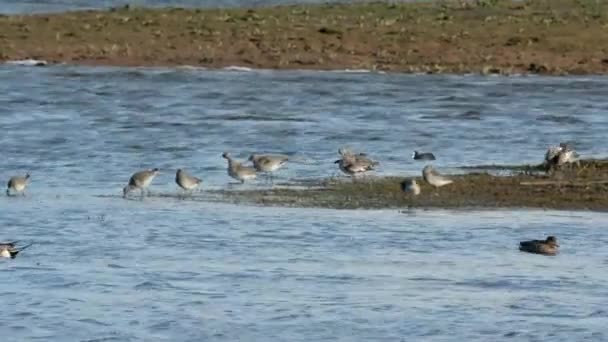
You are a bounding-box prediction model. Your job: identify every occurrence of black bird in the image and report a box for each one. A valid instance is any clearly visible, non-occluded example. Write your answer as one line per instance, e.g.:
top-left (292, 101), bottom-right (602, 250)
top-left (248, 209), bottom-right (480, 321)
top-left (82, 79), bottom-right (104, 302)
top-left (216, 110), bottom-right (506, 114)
top-left (519, 236), bottom-right (559, 256)
top-left (412, 151), bottom-right (436, 161)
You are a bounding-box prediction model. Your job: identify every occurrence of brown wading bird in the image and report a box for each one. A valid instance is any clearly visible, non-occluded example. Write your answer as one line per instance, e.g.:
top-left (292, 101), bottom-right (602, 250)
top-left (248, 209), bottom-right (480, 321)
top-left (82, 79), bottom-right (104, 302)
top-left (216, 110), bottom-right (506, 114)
top-left (422, 165), bottom-right (453, 188)
top-left (6, 173), bottom-right (30, 196)
top-left (175, 169), bottom-right (202, 196)
top-left (519, 236), bottom-right (559, 256)
top-left (222, 152), bottom-right (256, 184)
top-left (248, 154), bottom-right (289, 183)
top-left (335, 148), bottom-right (379, 177)
top-left (0, 241), bottom-right (32, 259)
top-left (123, 168), bottom-right (160, 199)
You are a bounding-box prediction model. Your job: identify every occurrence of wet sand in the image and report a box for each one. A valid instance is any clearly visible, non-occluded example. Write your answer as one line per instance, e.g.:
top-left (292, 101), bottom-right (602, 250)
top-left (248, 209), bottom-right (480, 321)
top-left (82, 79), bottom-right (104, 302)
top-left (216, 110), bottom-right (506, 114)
top-left (1, 0), bottom-right (607, 74)
top-left (207, 159), bottom-right (608, 211)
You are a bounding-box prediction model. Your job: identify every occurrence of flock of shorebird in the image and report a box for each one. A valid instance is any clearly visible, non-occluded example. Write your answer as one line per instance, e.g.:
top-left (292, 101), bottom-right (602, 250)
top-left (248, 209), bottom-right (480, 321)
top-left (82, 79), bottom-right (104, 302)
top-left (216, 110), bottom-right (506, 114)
top-left (2, 142), bottom-right (577, 259)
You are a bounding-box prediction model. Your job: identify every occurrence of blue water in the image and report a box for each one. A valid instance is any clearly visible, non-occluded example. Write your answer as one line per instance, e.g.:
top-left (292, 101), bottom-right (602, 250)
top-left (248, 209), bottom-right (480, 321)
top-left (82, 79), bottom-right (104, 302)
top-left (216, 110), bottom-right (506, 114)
top-left (1, 64), bottom-right (608, 340)
top-left (0, 0), bottom-right (385, 14)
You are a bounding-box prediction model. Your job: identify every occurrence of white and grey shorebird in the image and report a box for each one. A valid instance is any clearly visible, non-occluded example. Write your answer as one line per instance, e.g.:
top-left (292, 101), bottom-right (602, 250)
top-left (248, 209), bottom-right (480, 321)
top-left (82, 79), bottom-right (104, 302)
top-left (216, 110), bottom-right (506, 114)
top-left (248, 153), bottom-right (289, 183)
top-left (123, 168), bottom-right (159, 198)
top-left (175, 169), bottom-right (202, 195)
top-left (412, 151), bottom-right (436, 161)
top-left (402, 178), bottom-right (421, 195)
top-left (422, 165), bottom-right (453, 188)
top-left (223, 152), bottom-right (256, 183)
top-left (6, 173), bottom-right (30, 196)
top-left (544, 142), bottom-right (580, 171)
top-left (335, 148), bottom-right (379, 177)
top-left (248, 154), bottom-right (289, 173)
top-left (0, 241), bottom-right (32, 259)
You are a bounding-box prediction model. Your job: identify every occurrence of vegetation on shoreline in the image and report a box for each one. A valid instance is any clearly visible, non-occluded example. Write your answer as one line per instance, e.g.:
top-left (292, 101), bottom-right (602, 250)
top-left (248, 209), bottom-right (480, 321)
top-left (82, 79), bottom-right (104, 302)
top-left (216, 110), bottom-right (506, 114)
top-left (1, 0), bottom-right (607, 74)
top-left (206, 159), bottom-right (608, 210)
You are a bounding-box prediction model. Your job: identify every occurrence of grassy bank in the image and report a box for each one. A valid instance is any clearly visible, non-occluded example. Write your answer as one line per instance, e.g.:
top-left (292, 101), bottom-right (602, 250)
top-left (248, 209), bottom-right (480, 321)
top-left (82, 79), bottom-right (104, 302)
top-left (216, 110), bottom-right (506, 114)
top-left (207, 159), bottom-right (608, 210)
top-left (1, 0), bottom-right (607, 74)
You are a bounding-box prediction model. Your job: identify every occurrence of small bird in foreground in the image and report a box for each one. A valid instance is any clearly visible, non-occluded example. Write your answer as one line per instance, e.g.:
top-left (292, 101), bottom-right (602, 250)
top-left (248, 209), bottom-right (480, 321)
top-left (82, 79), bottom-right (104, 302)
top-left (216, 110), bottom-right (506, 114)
top-left (544, 142), bottom-right (579, 170)
top-left (0, 241), bottom-right (32, 259)
top-left (422, 165), bottom-right (453, 188)
top-left (412, 151), bottom-right (436, 161)
top-left (175, 169), bottom-right (202, 196)
top-left (123, 168), bottom-right (159, 199)
top-left (223, 152), bottom-right (257, 184)
top-left (401, 179), bottom-right (421, 195)
top-left (6, 173), bottom-right (30, 196)
top-left (519, 236), bottom-right (559, 256)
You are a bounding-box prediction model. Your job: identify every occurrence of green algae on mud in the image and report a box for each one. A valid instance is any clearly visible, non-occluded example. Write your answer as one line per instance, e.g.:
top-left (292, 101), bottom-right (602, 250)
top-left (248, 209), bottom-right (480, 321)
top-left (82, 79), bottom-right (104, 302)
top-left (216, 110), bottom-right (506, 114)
top-left (208, 159), bottom-right (608, 211)
top-left (0, 0), bottom-right (608, 74)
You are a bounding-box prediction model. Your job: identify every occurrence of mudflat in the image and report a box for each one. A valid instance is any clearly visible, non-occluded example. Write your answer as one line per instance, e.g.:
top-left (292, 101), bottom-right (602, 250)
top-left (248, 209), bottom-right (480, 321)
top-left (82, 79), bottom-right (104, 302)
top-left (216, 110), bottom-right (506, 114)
top-left (1, 0), bottom-right (607, 74)
top-left (209, 159), bottom-right (608, 211)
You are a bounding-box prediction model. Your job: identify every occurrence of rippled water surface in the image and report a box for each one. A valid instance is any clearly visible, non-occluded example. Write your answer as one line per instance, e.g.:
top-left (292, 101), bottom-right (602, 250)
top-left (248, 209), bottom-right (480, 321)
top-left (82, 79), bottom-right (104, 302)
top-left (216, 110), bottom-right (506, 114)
top-left (1, 65), bottom-right (608, 341)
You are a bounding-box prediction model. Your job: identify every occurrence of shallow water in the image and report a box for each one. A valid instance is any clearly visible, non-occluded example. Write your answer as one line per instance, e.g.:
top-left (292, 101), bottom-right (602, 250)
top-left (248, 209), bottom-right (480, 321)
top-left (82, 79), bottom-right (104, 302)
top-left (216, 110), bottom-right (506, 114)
top-left (1, 65), bottom-right (607, 191)
top-left (0, 0), bottom-right (399, 14)
top-left (1, 64), bottom-right (608, 340)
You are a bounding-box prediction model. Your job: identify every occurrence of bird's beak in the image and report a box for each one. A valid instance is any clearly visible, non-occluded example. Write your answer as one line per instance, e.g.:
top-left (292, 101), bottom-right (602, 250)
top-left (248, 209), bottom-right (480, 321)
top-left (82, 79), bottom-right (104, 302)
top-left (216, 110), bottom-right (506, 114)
top-left (334, 160), bottom-right (340, 164)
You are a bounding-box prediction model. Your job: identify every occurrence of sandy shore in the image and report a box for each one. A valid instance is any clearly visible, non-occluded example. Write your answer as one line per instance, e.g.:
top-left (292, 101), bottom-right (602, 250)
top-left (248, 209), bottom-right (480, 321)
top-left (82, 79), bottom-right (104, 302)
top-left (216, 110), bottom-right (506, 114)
top-left (1, 0), bottom-right (607, 74)
top-left (205, 159), bottom-right (608, 211)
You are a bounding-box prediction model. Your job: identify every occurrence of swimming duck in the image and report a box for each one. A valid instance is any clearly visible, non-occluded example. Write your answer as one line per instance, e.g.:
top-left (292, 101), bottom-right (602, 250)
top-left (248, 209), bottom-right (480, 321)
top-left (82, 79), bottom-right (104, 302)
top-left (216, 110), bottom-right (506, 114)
top-left (519, 236), bottom-right (559, 256)
top-left (0, 241), bottom-right (32, 259)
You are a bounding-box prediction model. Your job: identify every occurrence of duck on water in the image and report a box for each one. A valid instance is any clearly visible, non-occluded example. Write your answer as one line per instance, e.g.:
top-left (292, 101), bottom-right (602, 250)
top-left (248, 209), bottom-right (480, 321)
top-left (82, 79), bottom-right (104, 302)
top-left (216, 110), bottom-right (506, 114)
top-left (519, 236), bottom-right (559, 256)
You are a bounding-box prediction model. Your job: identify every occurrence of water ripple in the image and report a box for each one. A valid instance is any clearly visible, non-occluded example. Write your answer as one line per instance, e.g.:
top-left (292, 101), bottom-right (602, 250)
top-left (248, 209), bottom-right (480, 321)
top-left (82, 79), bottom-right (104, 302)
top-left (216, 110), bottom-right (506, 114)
top-left (1, 65), bottom-right (608, 341)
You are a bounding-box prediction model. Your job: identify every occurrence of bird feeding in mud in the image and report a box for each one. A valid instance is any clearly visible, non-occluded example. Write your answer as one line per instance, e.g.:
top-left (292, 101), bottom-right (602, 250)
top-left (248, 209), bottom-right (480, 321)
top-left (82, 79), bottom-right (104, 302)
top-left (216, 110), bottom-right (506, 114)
top-left (123, 168), bottom-right (159, 199)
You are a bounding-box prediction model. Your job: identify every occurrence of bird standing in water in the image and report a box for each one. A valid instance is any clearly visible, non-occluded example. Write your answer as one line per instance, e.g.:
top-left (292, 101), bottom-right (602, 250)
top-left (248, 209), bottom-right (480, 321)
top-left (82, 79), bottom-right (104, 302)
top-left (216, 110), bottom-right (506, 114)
top-left (223, 152), bottom-right (257, 184)
top-left (123, 168), bottom-right (159, 199)
top-left (175, 169), bottom-right (202, 196)
top-left (248, 154), bottom-right (289, 184)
